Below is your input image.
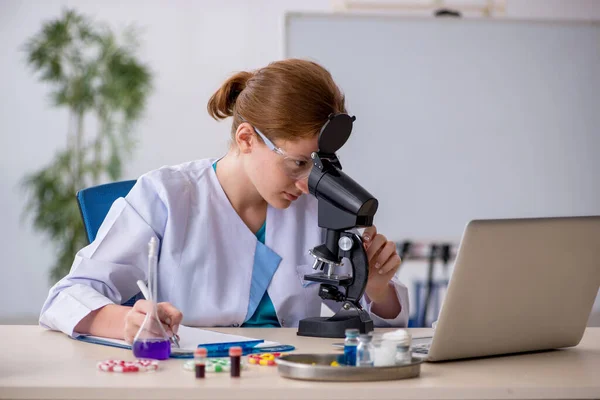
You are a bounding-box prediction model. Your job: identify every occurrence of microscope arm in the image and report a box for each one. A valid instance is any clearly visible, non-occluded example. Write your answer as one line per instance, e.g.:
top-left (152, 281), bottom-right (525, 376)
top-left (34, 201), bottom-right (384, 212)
top-left (338, 232), bottom-right (370, 304)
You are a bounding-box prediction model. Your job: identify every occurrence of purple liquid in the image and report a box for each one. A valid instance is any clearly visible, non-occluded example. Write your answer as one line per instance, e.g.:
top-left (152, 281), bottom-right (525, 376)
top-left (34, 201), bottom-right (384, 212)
top-left (133, 339), bottom-right (171, 360)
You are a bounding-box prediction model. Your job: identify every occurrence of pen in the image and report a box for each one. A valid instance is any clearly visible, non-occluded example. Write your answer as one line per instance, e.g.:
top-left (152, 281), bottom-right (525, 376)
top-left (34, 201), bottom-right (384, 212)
top-left (136, 279), bottom-right (180, 348)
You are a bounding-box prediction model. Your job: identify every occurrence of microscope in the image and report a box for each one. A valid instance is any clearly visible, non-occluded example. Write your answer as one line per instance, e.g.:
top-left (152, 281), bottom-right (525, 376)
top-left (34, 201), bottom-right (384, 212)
top-left (297, 113), bottom-right (379, 338)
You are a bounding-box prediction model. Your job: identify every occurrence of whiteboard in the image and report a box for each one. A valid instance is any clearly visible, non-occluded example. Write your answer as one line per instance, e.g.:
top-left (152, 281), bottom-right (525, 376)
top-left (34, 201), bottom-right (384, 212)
top-left (285, 13), bottom-right (600, 241)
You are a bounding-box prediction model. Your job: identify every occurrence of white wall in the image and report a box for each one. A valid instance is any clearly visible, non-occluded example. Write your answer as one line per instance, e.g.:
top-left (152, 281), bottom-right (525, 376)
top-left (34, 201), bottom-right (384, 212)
top-left (1, 0), bottom-right (598, 323)
top-left (0, 0), bottom-right (330, 323)
top-left (506, 0), bottom-right (600, 21)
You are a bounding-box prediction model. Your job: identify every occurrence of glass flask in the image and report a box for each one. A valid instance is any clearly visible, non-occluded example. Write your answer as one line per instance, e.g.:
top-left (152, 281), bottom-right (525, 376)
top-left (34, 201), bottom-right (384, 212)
top-left (132, 237), bottom-right (171, 360)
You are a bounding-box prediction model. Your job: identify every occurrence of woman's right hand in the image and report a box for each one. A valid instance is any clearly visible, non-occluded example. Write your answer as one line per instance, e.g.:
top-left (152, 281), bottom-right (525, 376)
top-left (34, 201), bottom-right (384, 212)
top-left (124, 300), bottom-right (183, 344)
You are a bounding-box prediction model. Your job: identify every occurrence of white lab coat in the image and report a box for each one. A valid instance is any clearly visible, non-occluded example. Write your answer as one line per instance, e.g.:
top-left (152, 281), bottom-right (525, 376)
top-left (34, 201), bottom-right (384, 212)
top-left (39, 159), bottom-right (409, 336)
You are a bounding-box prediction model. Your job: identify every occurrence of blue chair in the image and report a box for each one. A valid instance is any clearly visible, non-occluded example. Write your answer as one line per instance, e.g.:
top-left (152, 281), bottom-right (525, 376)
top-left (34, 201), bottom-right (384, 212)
top-left (76, 180), bottom-right (137, 243)
top-left (76, 180), bottom-right (139, 306)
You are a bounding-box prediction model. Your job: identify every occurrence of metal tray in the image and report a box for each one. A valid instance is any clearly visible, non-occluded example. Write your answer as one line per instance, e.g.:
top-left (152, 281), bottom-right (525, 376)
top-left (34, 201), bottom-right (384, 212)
top-left (276, 354), bottom-right (422, 382)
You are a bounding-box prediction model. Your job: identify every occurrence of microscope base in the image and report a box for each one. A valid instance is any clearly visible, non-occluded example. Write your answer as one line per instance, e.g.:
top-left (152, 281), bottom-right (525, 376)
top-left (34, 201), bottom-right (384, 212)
top-left (297, 315), bottom-right (374, 338)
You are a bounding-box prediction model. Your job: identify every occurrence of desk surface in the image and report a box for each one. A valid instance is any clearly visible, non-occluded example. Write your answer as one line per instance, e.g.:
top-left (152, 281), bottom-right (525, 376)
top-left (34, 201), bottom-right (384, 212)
top-left (1, 326), bottom-right (599, 400)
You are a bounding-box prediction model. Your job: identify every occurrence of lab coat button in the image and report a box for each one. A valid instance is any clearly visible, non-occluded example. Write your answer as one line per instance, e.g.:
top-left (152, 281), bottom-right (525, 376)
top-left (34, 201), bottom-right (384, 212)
top-left (232, 323), bottom-right (240, 327)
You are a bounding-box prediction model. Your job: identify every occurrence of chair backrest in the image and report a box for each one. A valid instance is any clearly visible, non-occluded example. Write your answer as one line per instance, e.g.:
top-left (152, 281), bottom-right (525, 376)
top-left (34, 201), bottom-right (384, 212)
top-left (76, 180), bottom-right (137, 243)
top-left (409, 279), bottom-right (449, 328)
top-left (75, 180), bottom-right (139, 307)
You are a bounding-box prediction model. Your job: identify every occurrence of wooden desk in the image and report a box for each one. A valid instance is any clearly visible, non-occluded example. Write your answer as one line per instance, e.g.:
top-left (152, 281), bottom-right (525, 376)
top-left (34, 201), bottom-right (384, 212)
top-left (1, 326), bottom-right (599, 399)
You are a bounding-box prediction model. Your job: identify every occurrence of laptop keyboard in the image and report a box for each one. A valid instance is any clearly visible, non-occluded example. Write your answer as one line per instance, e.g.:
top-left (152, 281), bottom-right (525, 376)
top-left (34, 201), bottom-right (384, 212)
top-left (412, 343), bottom-right (431, 355)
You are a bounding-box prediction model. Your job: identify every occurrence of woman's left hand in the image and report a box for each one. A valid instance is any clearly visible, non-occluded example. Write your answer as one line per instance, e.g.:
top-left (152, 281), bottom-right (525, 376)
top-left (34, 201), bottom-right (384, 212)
top-left (362, 225), bottom-right (402, 303)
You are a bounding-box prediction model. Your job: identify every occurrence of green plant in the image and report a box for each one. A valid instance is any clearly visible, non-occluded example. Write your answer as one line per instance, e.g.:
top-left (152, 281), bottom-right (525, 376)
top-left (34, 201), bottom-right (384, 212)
top-left (22, 9), bottom-right (153, 283)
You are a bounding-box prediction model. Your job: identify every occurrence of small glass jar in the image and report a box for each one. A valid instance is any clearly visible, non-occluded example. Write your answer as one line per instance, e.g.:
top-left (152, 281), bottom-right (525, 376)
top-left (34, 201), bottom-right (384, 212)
top-left (344, 328), bottom-right (360, 366)
top-left (356, 334), bottom-right (375, 367)
top-left (371, 333), bottom-right (397, 367)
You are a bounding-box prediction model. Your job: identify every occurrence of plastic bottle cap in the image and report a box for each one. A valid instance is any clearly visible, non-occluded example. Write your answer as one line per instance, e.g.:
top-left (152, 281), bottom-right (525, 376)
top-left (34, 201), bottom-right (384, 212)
top-left (358, 333), bottom-right (373, 342)
top-left (195, 348), bottom-right (207, 357)
top-left (382, 329), bottom-right (412, 346)
top-left (345, 328), bottom-right (360, 337)
top-left (229, 347), bottom-right (242, 357)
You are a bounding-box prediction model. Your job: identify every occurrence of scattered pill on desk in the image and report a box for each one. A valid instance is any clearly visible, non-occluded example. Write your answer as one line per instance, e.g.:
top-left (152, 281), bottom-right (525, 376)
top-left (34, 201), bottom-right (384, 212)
top-left (97, 359), bottom-right (159, 373)
top-left (183, 358), bottom-right (246, 373)
top-left (330, 361), bottom-right (340, 367)
top-left (248, 352), bottom-right (285, 366)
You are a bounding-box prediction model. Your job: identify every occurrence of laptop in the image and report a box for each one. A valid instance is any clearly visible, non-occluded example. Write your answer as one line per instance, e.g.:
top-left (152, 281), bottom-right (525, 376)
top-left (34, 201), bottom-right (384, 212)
top-left (412, 216), bottom-right (600, 362)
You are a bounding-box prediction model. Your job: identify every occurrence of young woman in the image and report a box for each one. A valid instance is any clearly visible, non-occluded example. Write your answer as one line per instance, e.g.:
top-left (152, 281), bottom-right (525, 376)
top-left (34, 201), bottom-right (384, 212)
top-left (40, 59), bottom-right (409, 343)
